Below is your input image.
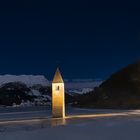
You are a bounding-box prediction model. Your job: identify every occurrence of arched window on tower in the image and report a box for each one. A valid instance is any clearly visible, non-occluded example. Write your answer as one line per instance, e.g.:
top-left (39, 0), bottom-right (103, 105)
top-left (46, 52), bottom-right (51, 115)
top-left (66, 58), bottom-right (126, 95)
top-left (56, 86), bottom-right (60, 91)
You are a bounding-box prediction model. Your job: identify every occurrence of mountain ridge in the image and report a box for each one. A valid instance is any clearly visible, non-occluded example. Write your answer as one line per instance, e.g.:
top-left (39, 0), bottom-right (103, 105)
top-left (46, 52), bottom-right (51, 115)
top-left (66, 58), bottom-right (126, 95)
top-left (0, 75), bottom-right (50, 87)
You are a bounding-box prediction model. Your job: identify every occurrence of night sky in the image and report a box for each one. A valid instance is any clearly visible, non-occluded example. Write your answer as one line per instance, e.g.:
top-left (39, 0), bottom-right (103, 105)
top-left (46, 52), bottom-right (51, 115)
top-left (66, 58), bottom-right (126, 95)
top-left (0, 1), bottom-right (140, 80)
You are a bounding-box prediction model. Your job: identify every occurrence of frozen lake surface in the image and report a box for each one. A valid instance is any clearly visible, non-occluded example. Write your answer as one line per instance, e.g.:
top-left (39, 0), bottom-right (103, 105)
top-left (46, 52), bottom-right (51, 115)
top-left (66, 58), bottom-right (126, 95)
top-left (0, 107), bottom-right (140, 140)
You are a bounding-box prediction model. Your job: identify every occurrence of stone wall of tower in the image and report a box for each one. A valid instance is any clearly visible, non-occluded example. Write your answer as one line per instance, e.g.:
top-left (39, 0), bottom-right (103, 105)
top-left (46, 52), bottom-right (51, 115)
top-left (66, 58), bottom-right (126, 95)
top-left (52, 83), bottom-right (65, 118)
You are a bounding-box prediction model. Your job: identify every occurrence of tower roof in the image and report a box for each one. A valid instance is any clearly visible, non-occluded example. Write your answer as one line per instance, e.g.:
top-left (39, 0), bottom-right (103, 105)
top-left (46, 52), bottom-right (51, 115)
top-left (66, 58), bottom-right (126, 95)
top-left (52, 68), bottom-right (64, 83)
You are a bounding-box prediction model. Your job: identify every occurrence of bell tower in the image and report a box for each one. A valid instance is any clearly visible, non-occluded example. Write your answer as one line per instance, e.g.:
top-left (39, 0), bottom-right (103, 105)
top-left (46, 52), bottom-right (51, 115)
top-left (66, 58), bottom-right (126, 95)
top-left (52, 68), bottom-right (65, 118)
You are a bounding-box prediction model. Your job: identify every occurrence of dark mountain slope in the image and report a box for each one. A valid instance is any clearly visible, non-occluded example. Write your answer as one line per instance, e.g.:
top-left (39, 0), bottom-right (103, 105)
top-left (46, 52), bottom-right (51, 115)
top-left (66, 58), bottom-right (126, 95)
top-left (77, 61), bottom-right (140, 109)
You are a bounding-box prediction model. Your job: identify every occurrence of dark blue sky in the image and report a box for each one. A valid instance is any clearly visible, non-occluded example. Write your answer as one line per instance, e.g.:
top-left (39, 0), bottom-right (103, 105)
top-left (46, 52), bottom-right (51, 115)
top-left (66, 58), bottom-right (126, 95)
top-left (0, 0), bottom-right (140, 80)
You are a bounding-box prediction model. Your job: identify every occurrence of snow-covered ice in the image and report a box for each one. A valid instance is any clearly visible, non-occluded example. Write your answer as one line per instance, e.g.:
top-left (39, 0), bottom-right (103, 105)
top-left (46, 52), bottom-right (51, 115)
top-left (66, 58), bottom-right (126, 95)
top-left (0, 107), bottom-right (140, 140)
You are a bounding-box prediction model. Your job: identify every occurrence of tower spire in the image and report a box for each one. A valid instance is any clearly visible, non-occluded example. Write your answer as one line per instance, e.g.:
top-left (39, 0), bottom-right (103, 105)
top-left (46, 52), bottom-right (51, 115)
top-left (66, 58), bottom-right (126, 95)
top-left (52, 68), bottom-right (64, 83)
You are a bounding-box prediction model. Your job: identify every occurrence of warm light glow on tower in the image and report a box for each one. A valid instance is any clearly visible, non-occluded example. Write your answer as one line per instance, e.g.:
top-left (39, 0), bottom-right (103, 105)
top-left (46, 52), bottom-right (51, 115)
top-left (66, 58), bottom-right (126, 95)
top-left (52, 68), bottom-right (65, 118)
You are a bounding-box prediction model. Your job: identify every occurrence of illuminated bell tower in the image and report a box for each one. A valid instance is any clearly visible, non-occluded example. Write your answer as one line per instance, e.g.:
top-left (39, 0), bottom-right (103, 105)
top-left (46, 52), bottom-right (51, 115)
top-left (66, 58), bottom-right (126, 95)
top-left (52, 68), bottom-right (65, 118)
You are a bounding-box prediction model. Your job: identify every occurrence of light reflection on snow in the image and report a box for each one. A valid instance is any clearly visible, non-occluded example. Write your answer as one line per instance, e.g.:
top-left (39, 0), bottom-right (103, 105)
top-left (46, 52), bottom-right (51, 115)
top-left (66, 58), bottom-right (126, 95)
top-left (51, 118), bottom-right (66, 126)
top-left (0, 110), bottom-right (140, 128)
